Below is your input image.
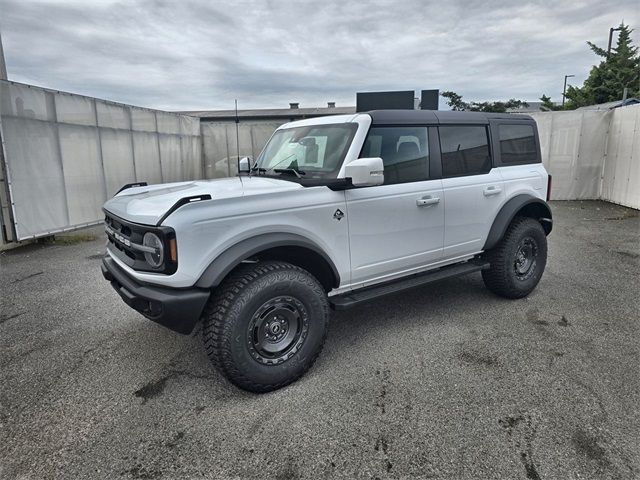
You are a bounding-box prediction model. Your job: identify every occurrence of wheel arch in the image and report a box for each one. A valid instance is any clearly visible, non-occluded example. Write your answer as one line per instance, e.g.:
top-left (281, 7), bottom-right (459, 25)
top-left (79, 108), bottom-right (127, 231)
top-left (195, 233), bottom-right (340, 292)
top-left (483, 195), bottom-right (552, 251)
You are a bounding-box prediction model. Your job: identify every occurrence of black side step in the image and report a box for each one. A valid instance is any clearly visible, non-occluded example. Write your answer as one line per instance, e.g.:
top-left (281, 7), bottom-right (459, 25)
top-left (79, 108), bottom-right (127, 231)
top-left (329, 260), bottom-right (489, 310)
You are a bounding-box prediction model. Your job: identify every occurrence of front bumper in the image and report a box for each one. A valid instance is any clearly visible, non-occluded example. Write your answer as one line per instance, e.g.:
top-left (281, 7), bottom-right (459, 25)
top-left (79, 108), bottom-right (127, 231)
top-left (101, 256), bottom-right (210, 334)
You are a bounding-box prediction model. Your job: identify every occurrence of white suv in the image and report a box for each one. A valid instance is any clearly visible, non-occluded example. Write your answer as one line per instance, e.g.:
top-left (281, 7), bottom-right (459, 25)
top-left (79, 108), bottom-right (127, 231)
top-left (101, 110), bottom-right (553, 392)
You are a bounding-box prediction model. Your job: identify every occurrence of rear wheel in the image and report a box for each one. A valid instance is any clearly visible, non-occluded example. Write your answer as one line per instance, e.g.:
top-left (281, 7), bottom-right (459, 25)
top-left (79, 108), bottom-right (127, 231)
top-left (202, 261), bottom-right (329, 393)
top-left (482, 217), bottom-right (547, 299)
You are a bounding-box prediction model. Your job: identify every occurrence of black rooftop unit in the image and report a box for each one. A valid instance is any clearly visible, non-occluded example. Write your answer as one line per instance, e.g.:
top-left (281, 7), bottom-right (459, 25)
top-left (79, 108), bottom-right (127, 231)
top-left (420, 89), bottom-right (439, 110)
top-left (356, 91), bottom-right (415, 112)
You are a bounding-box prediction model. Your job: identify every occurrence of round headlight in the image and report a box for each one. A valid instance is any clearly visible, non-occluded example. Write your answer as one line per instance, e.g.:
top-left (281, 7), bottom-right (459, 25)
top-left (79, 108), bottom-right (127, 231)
top-left (143, 232), bottom-right (164, 268)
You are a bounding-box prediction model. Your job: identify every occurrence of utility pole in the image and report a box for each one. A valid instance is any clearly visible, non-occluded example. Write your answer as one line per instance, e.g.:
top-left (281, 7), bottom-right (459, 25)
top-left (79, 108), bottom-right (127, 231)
top-left (562, 74), bottom-right (574, 106)
top-left (0, 31), bottom-right (7, 80)
top-left (607, 27), bottom-right (622, 59)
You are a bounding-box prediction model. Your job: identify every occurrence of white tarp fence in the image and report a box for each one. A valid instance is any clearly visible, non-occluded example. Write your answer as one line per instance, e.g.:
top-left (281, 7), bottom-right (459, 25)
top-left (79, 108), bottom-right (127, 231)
top-left (201, 121), bottom-right (281, 178)
top-left (1, 82), bottom-right (637, 244)
top-left (600, 105), bottom-right (640, 209)
top-left (530, 105), bottom-right (639, 209)
top-left (0, 80), bottom-right (202, 240)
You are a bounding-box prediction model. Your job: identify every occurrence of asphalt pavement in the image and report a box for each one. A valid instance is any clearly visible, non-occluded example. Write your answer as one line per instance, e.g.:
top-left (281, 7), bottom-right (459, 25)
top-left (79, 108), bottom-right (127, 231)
top-left (1, 200), bottom-right (639, 480)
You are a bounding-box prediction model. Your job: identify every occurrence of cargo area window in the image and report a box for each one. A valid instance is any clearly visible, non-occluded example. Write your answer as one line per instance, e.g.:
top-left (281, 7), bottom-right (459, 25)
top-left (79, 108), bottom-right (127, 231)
top-left (439, 126), bottom-right (492, 177)
top-left (361, 126), bottom-right (429, 185)
top-left (499, 124), bottom-right (538, 165)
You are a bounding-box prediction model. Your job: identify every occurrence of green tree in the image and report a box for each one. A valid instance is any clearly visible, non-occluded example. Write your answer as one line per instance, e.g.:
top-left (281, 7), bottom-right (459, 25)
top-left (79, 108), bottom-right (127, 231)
top-left (441, 91), bottom-right (528, 112)
top-left (542, 23), bottom-right (640, 109)
top-left (539, 94), bottom-right (565, 111)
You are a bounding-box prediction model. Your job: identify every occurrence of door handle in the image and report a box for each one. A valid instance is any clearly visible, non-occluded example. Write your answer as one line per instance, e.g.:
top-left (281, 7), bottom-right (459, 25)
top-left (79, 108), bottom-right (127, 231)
top-left (416, 196), bottom-right (440, 207)
top-left (483, 186), bottom-right (502, 196)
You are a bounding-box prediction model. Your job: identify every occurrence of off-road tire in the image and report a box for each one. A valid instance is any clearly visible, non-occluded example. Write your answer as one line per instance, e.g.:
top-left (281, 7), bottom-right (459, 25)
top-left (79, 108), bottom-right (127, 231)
top-left (202, 261), bottom-right (329, 393)
top-left (482, 217), bottom-right (547, 299)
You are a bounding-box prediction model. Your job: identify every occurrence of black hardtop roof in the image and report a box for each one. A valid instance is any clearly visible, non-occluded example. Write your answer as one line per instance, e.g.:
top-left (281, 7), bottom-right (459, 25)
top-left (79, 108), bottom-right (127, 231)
top-left (366, 109), bottom-right (534, 125)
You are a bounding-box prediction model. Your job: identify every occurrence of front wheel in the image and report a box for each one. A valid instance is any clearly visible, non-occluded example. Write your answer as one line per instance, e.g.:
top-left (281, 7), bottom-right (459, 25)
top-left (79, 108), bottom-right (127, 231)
top-left (482, 217), bottom-right (548, 299)
top-left (202, 261), bottom-right (329, 393)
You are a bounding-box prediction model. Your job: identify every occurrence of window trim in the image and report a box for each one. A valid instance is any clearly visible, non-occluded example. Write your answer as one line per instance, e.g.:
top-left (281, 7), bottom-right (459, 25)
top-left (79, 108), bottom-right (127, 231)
top-left (489, 119), bottom-right (542, 167)
top-left (358, 124), bottom-right (434, 186)
top-left (438, 124), bottom-right (494, 179)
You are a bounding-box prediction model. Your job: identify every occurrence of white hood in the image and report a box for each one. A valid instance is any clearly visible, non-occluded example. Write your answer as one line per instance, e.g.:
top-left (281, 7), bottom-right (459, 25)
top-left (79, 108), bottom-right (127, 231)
top-left (103, 176), bottom-right (303, 225)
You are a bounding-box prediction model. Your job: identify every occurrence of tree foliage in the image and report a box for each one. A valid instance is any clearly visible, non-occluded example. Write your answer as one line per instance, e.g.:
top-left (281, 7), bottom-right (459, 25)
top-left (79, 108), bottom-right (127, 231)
top-left (541, 23), bottom-right (640, 109)
top-left (539, 94), bottom-right (564, 111)
top-left (440, 91), bottom-right (528, 113)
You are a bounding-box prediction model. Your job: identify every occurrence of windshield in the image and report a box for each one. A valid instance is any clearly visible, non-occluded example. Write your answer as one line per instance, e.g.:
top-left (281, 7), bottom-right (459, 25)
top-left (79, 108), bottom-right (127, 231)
top-left (254, 123), bottom-right (358, 179)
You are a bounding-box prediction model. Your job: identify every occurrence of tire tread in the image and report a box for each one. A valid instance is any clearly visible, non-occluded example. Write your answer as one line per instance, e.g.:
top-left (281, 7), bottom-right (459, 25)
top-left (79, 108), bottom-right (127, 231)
top-left (202, 261), bottom-right (328, 393)
top-left (482, 216), bottom-right (547, 299)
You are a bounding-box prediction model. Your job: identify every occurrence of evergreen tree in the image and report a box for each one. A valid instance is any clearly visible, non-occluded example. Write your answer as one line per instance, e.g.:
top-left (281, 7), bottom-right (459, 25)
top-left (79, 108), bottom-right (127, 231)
top-left (539, 94), bottom-right (561, 111)
top-left (542, 23), bottom-right (639, 109)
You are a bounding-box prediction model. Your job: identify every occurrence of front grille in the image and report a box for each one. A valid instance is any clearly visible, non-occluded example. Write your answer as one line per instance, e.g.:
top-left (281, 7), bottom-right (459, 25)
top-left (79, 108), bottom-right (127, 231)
top-left (105, 214), bottom-right (144, 263)
top-left (103, 211), bottom-right (177, 274)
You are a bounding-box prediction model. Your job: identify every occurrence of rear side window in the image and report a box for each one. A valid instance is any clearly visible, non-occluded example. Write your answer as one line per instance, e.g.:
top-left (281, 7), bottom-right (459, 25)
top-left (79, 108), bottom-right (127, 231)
top-left (499, 124), bottom-right (538, 164)
top-left (439, 126), bottom-right (492, 177)
top-left (361, 126), bottom-right (429, 185)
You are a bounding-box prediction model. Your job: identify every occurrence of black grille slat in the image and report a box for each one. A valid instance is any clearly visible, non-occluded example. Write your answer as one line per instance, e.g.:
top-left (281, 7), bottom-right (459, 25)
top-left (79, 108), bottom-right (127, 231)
top-left (105, 214), bottom-right (145, 262)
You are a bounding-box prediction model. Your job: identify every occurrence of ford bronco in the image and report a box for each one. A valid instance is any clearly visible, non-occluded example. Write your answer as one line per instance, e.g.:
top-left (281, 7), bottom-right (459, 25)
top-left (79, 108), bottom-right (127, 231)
top-left (101, 110), bottom-right (552, 392)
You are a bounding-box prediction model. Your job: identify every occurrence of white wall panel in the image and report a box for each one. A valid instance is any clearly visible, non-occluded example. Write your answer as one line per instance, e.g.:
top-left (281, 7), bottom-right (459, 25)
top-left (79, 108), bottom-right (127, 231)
top-left (182, 135), bottom-right (202, 180)
top-left (601, 105), bottom-right (640, 209)
top-left (157, 112), bottom-right (180, 134)
top-left (1, 117), bottom-right (68, 238)
top-left (159, 134), bottom-right (182, 183)
top-left (131, 109), bottom-right (156, 132)
top-left (100, 128), bottom-right (136, 197)
top-left (58, 125), bottom-right (106, 225)
top-left (0, 82), bottom-right (53, 121)
top-left (532, 111), bottom-right (608, 201)
top-left (201, 122), bottom-right (231, 178)
top-left (132, 131), bottom-right (162, 185)
top-left (97, 102), bottom-right (130, 130)
top-left (576, 111), bottom-right (610, 199)
top-left (55, 94), bottom-right (96, 126)
top-left (180, 115), bottom-right (200, 136)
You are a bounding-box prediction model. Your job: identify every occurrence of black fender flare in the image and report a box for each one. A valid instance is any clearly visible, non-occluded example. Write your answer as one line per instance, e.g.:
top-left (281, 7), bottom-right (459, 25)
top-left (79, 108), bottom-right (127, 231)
top-left (195, 233), bottom-right (340, 289)
top-left (483, 195), bottom-right (553, 251)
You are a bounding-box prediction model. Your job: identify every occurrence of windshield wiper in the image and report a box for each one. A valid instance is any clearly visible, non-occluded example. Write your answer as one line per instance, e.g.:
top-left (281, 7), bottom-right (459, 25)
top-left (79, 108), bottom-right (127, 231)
top-left (253, 154), bottom-right (306, 178)
top-left (262, 153), bottom-right (298, 176)
top-left (273, 167), bottom-right (306, 178)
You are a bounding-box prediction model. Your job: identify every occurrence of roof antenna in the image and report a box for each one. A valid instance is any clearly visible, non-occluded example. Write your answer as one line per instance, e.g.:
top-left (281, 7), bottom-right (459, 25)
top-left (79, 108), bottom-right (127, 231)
top-left (235, 99), bottom-right (243, 185)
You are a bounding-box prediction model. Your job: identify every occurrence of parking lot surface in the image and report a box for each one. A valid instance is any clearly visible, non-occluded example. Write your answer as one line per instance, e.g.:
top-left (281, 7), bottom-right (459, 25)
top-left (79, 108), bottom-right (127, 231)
top-left (1, 200), bottom-right (639, 480)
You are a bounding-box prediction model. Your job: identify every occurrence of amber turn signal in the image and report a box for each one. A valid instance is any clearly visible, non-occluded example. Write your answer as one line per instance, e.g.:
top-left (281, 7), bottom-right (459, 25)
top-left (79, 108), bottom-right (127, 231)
top-left (169, 237), bottom-right (177, 263)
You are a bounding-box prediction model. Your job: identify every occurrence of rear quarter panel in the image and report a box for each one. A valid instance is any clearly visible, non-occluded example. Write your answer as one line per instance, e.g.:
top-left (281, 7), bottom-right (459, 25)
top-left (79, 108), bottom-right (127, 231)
top-left (497, 163), bottom-right (548, 201)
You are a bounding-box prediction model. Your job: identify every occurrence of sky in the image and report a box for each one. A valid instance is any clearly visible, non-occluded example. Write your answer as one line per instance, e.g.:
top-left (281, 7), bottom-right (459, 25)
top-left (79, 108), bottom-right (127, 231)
top-left (0, 0), bottom-right (638, 111)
